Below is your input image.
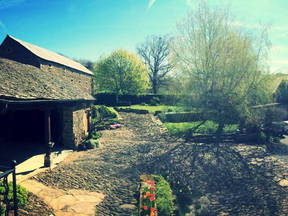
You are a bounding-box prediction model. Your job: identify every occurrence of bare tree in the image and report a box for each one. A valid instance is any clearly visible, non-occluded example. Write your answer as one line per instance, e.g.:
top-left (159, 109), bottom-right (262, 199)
top-left (76, 59), bottom-right (94, 71)
top-left (137, 35), bottom-right (174, 94)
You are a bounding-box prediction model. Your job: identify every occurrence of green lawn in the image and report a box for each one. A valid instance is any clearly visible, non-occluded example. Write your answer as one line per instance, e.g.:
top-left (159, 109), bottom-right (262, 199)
top-left (164, 121), bottom-right (238, 136)
top-left (119, 105), bottom-right (195, 113)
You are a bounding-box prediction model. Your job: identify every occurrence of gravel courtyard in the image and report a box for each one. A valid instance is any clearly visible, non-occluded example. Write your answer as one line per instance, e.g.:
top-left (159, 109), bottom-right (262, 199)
top-left (34, 112), bottom-right (288, 216)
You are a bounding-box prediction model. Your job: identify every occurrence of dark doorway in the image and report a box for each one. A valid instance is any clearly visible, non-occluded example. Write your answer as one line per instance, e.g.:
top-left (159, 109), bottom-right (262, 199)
top-left (0, 109), bottom-right (63, 167)
top-left (0, 110), bottom-right (45, 143)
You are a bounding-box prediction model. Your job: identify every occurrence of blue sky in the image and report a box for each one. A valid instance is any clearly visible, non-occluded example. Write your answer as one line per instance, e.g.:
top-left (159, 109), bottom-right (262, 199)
top-left (0, 0), bottom-right (287, 73)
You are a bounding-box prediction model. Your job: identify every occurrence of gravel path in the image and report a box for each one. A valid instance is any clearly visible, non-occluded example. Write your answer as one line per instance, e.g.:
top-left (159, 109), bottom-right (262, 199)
top-left (34, 112), bottom-right (288, 216)
top-left (35, 112), bottom-right (178, 216)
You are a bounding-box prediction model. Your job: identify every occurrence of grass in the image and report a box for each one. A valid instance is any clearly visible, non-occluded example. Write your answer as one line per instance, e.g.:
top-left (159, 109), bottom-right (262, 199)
top-left (164, 121), bottom-right (238, 136)
top-left (119, 104), bottom-right (196, 113)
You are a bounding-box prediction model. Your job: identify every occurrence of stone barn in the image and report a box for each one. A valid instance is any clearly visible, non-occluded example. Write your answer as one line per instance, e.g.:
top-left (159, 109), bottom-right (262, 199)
top-left (0, 35), bottom-right (95, 163)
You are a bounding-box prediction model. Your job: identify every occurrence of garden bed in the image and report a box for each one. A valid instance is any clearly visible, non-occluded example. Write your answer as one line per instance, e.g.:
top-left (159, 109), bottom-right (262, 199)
top-left (138, 174), bottom-right (175, 216)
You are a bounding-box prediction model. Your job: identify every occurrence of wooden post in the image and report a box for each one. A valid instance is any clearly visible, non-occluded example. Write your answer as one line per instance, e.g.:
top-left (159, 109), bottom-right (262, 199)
top-left (11, 160), bottom-right (18, 216)
top-left (86, 110), bottom-right (91, 135)
top-left (44, 110), bottom-right (52, 167)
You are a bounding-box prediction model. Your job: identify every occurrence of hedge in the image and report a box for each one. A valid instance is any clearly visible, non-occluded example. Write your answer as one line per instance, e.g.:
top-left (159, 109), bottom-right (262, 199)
top-left (160, 112), bottom-right (205, 123)
top-left (94, 93), bottom-right (182, 106)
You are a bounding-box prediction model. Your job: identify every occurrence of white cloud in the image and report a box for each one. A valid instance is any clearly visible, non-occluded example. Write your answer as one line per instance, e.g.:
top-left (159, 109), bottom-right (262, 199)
top-left (148, 0), bottom-right (157, 9)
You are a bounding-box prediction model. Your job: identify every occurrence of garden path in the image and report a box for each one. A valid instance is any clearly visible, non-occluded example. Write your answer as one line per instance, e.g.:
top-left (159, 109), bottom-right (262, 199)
top-left (34, 112), bottom-right (178, 216)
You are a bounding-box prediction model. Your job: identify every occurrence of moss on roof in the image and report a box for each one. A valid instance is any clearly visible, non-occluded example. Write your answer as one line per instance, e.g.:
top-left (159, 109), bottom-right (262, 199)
top-left (0, 58), bottom-right (94, 100)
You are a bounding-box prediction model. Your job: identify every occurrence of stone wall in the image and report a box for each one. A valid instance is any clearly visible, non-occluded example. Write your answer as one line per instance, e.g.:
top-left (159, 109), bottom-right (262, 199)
top-left (62, 106), bottom-right (90, 149)
top-left (40, 61), bottom-right (92, 95)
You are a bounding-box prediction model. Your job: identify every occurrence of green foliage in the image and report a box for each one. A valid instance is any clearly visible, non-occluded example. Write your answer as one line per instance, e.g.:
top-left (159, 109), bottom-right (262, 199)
top-left (119, 105), bottom-right (187, 113)
top-left (79, 139), bottom-right (100, 151)
top-left (149, 96), bottom-right (160, 106)
top-left (86, 139), bottom-right (99, 149)
top-left (91, 105), bottom-right (118, 121)
top-left (93, 49), bottom-right (149, 95)
top-left (172, 2), bottom-right (272, 135)
top-left (275, 79), bottom-right (288, 103)
top-left (0, 203), bottom-right (5, 216)
top-left (0, 183), bottom-right (28, 208)
top-left (91, 105), bottom-right (120, 131)
top-left (165, 121), bottom-right (238, 137)
top-left (152, 175), bottom-right (175, 216)
top-left (257, 131), bottom-right (267, 144)
top-left (91, 132), bottom-right (102, 140)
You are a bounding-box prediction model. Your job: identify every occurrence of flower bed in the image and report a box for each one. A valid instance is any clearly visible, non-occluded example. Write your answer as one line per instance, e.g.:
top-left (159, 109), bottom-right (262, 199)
top-left (139, 175), bottom-right (175, 216)
top-left (139, 175), bottom-right (158, 216)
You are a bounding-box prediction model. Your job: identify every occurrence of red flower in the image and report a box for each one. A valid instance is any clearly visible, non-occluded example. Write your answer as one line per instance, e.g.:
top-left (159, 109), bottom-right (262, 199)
top-left (151, 187), bottom-right (155, 191)
top-left (146, 191), bottom-right (151, 196)
top-left (151, 207), bottom-right (156, 212)
top-left (143, 206), bottom-right (148, 210)
top-left (149, 196), bottom-right (155, 201)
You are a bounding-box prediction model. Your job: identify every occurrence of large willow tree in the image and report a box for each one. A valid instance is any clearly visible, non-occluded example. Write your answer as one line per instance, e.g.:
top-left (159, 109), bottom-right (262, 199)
top-left (172, 2), bottom-right (272, 135)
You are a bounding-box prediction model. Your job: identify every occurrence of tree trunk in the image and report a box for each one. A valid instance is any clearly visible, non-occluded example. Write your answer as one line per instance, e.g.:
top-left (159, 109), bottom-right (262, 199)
top-left (216, 122), bottom-right (225, 142)
top-left (152, 80), bottom-right (158, 94)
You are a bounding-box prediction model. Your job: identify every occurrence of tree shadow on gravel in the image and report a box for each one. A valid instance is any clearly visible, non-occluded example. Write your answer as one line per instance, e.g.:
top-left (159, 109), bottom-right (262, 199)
top-left (132, 142), bottom-right (288, 216)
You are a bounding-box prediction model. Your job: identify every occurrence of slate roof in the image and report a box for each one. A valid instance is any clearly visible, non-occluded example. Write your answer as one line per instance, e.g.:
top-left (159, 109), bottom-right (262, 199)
top-left (0, 58), bottom-right (94, 100)
top-left (7, 35), bottom-right (93, 75)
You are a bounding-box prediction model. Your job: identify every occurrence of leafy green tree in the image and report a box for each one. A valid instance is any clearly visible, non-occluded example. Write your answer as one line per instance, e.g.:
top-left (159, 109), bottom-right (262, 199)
top-left (93, 50), bottom-right (149, 95)
top-left (171, 2), bottom-right (271, 137)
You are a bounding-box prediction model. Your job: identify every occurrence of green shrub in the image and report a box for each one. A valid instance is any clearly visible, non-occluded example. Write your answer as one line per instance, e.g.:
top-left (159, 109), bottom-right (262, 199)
top-left (150, 97), bottom-right (160, 106)
top-left (91, 132), bottom-right (102, 140)
top-left (257, 131), bottom-right (267, 144)
top-left (275, 79), bottom-right (288, 103)
top-left (79, 139), bottom-right (99, 150)
top-left (91, 105), bottom-right (118, 121)
top-left (86, 139), bottom-right (99, 149)
top-left (91, 105), bottom-right (120, 131)
top-left (0, 183), bottom-right (28, 208)
top-left (152, 175), bottom-right (175, 216)
top-left (0, 203), bottom-right (5, 216)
